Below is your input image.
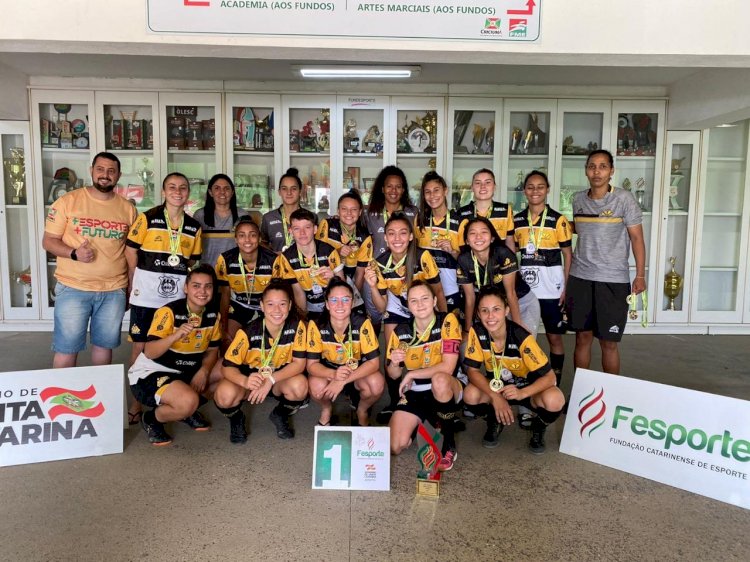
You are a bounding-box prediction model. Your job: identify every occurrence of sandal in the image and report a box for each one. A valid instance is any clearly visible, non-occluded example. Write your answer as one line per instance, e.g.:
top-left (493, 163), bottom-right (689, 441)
top-left (128, 410), bottom-right (143, 426)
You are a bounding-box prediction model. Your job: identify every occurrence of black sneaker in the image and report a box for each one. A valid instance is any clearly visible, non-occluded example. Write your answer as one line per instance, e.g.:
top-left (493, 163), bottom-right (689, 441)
top-left (299, 396), bottom-right (310, 410)
top-left (269, 409), bottom-right (294, 439)
top-left (482, 416), bottom-right (502, 449)
top-left (229, 411), bottom-right (247, 444)
top-left (375, 404), bottom-right (395, 425)
top-left (452, 417), bottom-right (466, 433)
top-left (529, 418), bottom-right (547, 455)
top-left (141, 413), bottom-right (172, 446)
top-left (181, 410), bottom-right (211, 431)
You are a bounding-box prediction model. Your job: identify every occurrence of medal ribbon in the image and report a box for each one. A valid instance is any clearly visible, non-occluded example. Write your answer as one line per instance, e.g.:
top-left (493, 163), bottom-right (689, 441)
top-left (471, 251), bottom-right (489, 288)
top-left (260, 320), bottom-right (282, 369)
top-left (627, 290), bottom-right (649, 328)
top-left (527, 206), bottom-right (548, 252)
top-left (186, 302), bottom-right (203, 325)
top-left (297, 246), bottom-right (320, 271)
top-left (337, 323), bottom-right (355, 364)
top-left (382, 252), bottom-right (407, 275)
top-left (341, 222), bottom-right (357, 246)
top-left (409, 315), bottom-right (437, 347)
top-left (488, 338), bottom-right (507, 383)
top-left (237, 255), bottom-right (256, 302)
top-left (163, 208), bottom-right (184, 260)
top-left (281, 208), bottom-right (293, 248)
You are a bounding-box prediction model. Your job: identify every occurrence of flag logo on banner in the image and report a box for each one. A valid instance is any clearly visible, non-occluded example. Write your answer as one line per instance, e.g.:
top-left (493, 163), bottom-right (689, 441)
top-left (40, 385), bottom-right (105, 421)
top-left (484, 18), bottom-right (500, 30)
top-left (578, 387), bottom-right (607, 437)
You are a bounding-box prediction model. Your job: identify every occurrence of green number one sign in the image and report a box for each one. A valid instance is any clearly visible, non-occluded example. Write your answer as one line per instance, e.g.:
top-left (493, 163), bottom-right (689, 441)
top-left (314, 430), bottom-right (352, 489)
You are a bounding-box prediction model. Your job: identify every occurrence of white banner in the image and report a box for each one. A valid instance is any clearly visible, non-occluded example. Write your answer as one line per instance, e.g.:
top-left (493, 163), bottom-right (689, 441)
top-left (560, 369), bottom-right (750, 510)
top-left (148, 0), bottom-right (541, 42)
top-left (312, 426), bottom-right (390, 490)
top-left (0, 366), bottom-right (124, 467)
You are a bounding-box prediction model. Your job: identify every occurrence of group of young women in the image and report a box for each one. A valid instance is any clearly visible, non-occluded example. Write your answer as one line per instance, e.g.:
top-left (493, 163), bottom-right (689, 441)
top-left (126, 163), bottom-right (570, 472)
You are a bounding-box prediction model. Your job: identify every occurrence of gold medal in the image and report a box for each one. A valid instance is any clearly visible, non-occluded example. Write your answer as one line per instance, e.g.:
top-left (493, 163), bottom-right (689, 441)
top-left (346, 358), bottom-right (358, 371)
top-left (489, 378), bottom-right (504, 393)
top-left (430, 239), bottom-right (438, 248)
top-left (188, 313), bottom-right (201, 327)
top-left (258, 365), bottom-right (274, 379)
top-left (369, 259), bottom-right (379, 270)
top-left (349, 242), bottom-right (359, 253)
top-left (398, 341), bottom-right (409, 352)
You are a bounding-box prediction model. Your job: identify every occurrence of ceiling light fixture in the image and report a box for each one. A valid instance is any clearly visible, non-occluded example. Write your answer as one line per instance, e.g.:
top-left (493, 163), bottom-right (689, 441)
top-left (293, 65), bottom-right (420, 79)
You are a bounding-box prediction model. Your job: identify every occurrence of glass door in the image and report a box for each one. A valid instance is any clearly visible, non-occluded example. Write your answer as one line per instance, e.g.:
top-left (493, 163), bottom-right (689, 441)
top-left (335, 95), bottom-right (389, 208)
top-left (446, 98), bottom-right (502, 209)
top-left (655, 131), bottom-right (700, 324)
top-left (692, 121), bottom-right (750, 323)
top-left (226, 93), bottom-right (282, 218)
top-left (95, 91), bottom-right (160, 214)
top-left (158, 92), bottom-right (223, 216)
top-left (31, 89), bottom-right (97, 319)
top-left (282, 95), bottom-right (337, 221)
top-left (389, 96), bottom-right (445, 204)
top-left (0, 121), bottom-right (38, 320)
top-left (501, 100), bottom-right (558, 215)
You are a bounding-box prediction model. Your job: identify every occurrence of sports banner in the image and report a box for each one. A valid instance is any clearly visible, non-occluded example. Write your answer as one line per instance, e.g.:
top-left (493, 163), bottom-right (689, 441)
top-left (0, 366), bottom-right (124, 467)
top-left (312, 426), bottom-right (390, 490)
top-left (560, 369), bottom-right (750, 510)
top-left (148, 0), bottom-right (542, 42)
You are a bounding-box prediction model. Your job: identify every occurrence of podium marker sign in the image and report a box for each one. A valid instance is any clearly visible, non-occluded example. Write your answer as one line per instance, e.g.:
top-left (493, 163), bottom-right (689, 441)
top-left (560, 369), bottom-right (750, 510)
top-left (312, 426), bottom-right (390, 491)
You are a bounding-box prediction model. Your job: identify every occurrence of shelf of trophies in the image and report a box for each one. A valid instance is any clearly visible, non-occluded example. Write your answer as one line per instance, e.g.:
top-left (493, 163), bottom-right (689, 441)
top-left (447, 101), bottom-right (500, 209)
top-left (1, 123), bottom-right (40, 321)
top-left (392, 99), bottom-right (444, 205)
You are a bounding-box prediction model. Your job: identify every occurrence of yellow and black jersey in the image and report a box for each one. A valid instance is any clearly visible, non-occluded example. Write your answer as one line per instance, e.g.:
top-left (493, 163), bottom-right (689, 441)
top-left (456, 244), bottom-right (531, 300)
top-left (457, 200), bottom-right (514, 244)
top-left (356, 235), bottom-right (380, 267)
top-left (513, 205), bottom-right (572, 299)
top-left (275, 240), bottom-right (342, 313)
top-left (307, 312), bottom-right (379, 369)
top-left (316, 218), bottom-right (368, 276)
top-left (386, 312), bottom-right (461, 389)
top-left (215, 245), bottom-right (278, 312)
top-left (146, 298), bottom-right (221, 376)
top-left (414, 209), bottom-right (462, 295)
top-left (126, 205), bottom-right (203, 309)
top-left (464, 319), bottom-right (550, 388)
top-left (223, 317), bottom-right (306, 376)
top-left (373, 249), bottom-right (440, 318)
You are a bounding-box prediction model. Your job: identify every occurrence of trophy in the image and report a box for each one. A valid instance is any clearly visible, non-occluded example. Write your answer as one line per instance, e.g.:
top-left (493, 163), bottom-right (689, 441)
top-left (669, 174), bottom-right (683, 210)
top-left (415, 421), bottom-right (443, 498)
top-left (634, 177), bottom-right (647, 211)
top-left (344, 118), bottom-right (359, 153)
top-left (422, 110), bottom-right (438, 153)
top-left (511, 127), bottom-right (523, 153)
top-left (4, 147), bottom-right (25, 204)
top-left (12, 266), bottom-right (32, 307)
top-left (137, 157), bottom-right (154, 190)
top-left (664, 257), bottom-right (684, 311)
top-left (471, 124), bottom-right (487, 154)
top-left (120, 110), bottom-right (139, 150)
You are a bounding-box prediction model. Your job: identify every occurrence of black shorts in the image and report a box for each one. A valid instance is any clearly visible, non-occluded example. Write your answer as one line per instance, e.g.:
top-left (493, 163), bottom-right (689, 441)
top-left (565, 276), bottom-right (630, 342)
top-left (130, 370), bottom-right (193, 408)
top-left (445, 291), bottom-right (464, 319)
top-left (228, 302), bottom-right (259, 327)
top-left (394, 389), bottom-right (437, 423)
top-left (129, 305), bottom-right (157, 343)
top-left (538, 298), bottom-right (568, 335)
top-left (383, 310), bottom-right (411, 325)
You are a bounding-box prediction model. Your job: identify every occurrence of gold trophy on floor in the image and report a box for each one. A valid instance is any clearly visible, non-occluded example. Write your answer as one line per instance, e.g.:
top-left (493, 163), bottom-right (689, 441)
top-left (663, 256), bottom-right (684, 311)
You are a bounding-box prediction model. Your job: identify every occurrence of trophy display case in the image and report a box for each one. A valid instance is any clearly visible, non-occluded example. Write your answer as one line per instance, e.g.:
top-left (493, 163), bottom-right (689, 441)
top-left (226, 94), bottom-right (282, 217)
top-left (655, 131), bottom-right (700, 323)
top-left (390, 97), bottom-right (445, 205)
top-left (555, 100), bottom-right (612, 222)
top-left (446, 98), bottom-right (502, 209)
top-left (612, 101), bottom-right (666, 325)
top-left (95, 91), bottom-right (160, 214)
top-left (501, 100), bottom-right (557, 215)
top-left (692, 121), bottom-right (750, 323)
top-left (31, 90), bottom-right (97, 318)
top-left (283, 95), bottom-right (336, 220)
top-left (159, 92), bottom-right (223, 216)
top-left (0, 122), bottom-right (39, 320)
top-left (336, 95), bottom-right (389, 208)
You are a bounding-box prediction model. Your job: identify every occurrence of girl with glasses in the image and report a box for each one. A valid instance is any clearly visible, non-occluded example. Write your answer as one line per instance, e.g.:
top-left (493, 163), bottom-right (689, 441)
top-left (306, 278), bottom-right (384, 427)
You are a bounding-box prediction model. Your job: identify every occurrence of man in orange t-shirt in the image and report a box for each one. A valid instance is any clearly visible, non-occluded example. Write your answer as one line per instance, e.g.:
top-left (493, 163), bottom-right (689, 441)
top-left (42, 152), bottom-right (137, 369)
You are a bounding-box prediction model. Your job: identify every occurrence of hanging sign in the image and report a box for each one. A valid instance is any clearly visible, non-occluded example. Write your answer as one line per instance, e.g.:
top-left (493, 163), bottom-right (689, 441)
top-left (560, 369), bottom-right (750, 510)
top-left (148, 0), bottom-right (542, 42)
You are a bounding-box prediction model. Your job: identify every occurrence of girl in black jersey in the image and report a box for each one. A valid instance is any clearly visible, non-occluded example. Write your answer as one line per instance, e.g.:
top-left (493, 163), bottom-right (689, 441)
top-left (462, 286), bottom-right (565, 454)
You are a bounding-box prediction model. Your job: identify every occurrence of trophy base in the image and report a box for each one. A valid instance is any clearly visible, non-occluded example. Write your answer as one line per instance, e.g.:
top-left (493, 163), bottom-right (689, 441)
top-left (669, 196), bottom-right (682, 210)
top-left (416, 477), bottom-right (440, 498)
top-left (11, 196), bottom-right (21, 205)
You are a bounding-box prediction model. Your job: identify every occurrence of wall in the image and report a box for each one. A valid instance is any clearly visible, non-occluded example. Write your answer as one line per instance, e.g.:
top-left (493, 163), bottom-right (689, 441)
top-left (0, 62), bottom-right (28, 120)
top-left (668, 69), bottom-right (750, 130)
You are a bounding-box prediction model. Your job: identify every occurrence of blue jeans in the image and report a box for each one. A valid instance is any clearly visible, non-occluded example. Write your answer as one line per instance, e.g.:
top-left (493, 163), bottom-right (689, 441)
top-left (52, 283), bottom-right (127, 353)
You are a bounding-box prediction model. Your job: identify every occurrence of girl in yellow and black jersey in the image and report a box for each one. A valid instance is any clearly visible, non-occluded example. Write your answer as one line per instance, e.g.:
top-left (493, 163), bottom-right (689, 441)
top-left (316, 191), bottom-right (369, 313)
top-left (307, 278), bottom-right (384, 427)
top-left (214, 280), bottom-right (308, 444)
top-left (462, 286), bottom-right (565, 454)
top-left (215, 216), bottom-right (277, 346)
top-left (414, 171), bottom-right (463, 316)
top-left (385, 281), bottom-right (463, 472)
